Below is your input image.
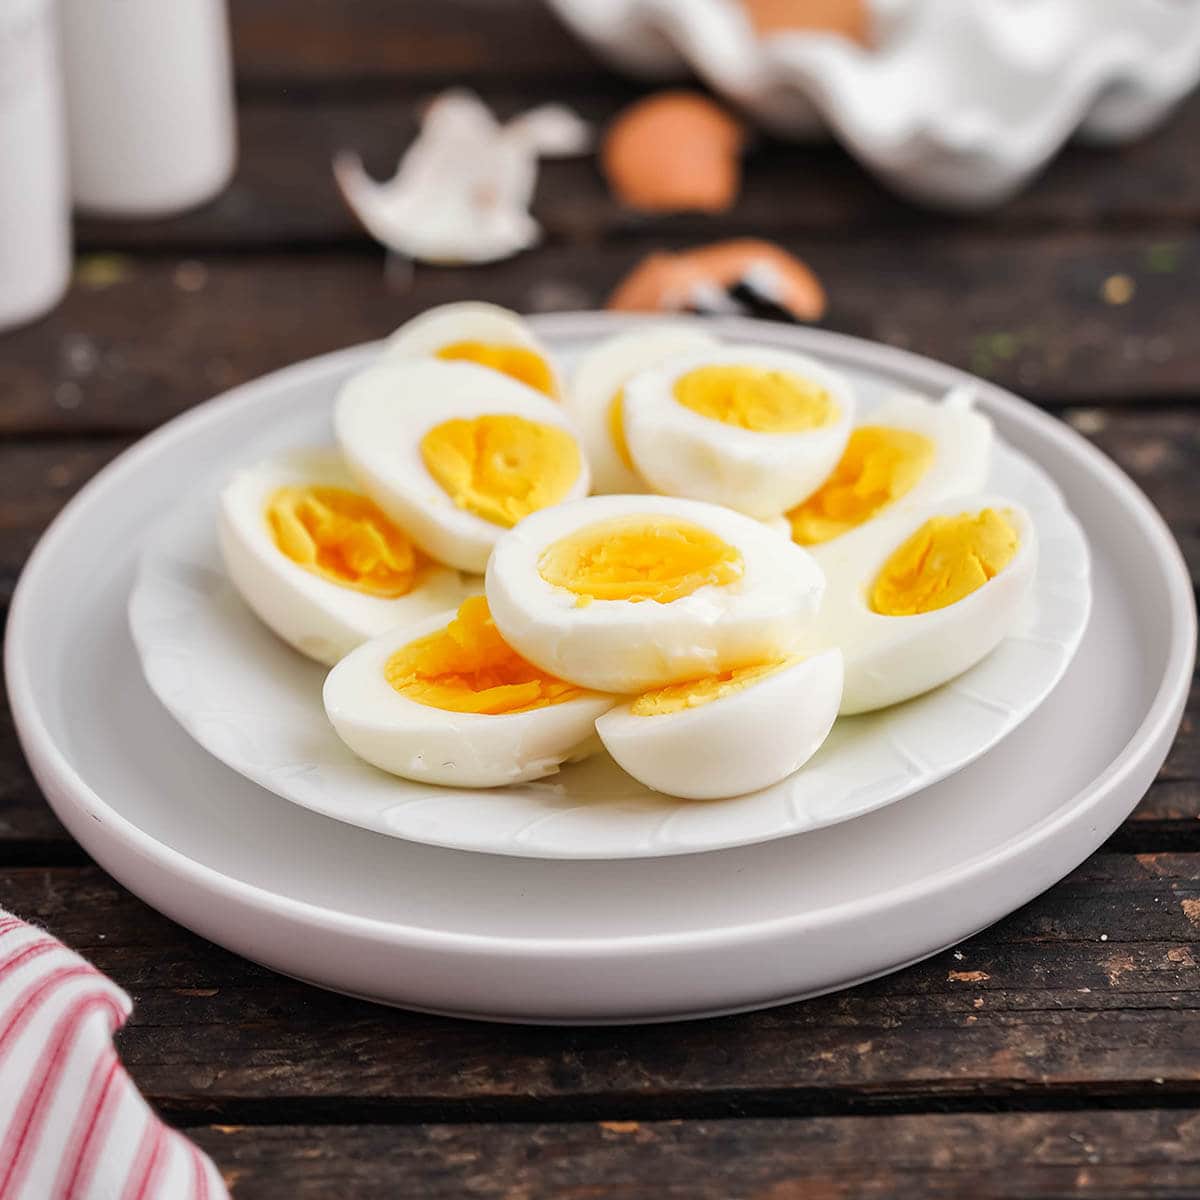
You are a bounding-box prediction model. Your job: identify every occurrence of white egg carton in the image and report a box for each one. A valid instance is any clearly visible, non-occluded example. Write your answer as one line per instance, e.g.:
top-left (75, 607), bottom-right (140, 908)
top-left (546, 0), bottom-right (1200, 208)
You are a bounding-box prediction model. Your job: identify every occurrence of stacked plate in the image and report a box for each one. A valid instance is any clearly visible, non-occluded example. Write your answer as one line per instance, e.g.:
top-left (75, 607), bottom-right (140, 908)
top-left (5, 314), bottom-right (1193, 1023)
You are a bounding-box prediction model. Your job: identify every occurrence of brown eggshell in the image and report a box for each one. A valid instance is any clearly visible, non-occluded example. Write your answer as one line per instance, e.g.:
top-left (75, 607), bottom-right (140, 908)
top-left (742, 0), bottom-right (871, 45)
top-left (607, 238), bottom-right (827, 322)
top-left (602, 91), bottom-right (745, 213)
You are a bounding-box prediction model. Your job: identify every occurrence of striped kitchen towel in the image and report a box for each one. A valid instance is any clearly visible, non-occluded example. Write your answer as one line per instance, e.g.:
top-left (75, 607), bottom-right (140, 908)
top-left (0, 910), bottom-right (228, 1200)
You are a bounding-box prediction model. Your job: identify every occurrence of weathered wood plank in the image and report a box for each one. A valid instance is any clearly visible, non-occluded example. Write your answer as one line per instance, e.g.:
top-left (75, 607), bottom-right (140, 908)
top-left (3, 236), bottom-right (1198, 438)
top-left (192, 1112), bottom-right (1200, 1200)
top-left (230, 0), bottom-right (601, 87)
top-left (0, 856), bottom-right (1197, 1116)
top-left (73, 93), bottom-right (1200, 251)
top-left (0, 439), bottom-right (129, 599)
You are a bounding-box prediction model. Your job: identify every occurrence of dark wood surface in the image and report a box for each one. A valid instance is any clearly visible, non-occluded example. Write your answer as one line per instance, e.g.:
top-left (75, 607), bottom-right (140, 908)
top-left (1, 4), bottom-right (1198, 1196)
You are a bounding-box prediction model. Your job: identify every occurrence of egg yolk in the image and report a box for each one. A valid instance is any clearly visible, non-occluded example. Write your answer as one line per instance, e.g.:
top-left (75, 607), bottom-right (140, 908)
top-left (631, 657), bottom-right (794, 716)
top-left (420, 414), bottom-right (582, 528)
top-left (385, 595), bottom-right (584, 714)
top-left (789, 426), bottom-right (935, 545)
top-left (871, 508), bottom-right (1019, 616)
top-left (435, 341), bottom-right (558, 398)
top-left (538, 516), bottom-right (744, 604)
top-left (267, 485), bottom-right (418, 598)
top-left (608, 387), bottom-right (634, 469)
top-left (673, 364), bottom-right (837, 432)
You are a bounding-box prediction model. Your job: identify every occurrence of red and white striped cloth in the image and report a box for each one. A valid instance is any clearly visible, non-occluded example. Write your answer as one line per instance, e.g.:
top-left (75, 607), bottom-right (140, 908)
top-left (0, 911), bottom-right (228, 1200)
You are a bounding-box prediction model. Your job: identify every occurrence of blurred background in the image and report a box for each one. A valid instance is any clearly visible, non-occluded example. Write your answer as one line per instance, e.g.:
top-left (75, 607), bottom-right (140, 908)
top-left (1, 0), bottom-right (1197, 589)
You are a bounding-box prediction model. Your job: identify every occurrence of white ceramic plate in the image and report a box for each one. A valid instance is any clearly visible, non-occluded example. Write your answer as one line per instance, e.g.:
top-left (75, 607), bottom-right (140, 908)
top-left (5, 315), bottom-right (1193, 1022)
top-left (126, 335), bottom-right (1090, 859)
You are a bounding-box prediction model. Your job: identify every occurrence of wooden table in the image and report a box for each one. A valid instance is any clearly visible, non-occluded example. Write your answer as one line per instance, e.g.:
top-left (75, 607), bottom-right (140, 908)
top-left (2, 4), bottom-right (1198, 1195)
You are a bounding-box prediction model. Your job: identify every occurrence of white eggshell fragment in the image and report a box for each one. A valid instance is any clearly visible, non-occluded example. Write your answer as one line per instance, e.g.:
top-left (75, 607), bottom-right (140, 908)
top-left (334, 89), bottom-right (590, 266)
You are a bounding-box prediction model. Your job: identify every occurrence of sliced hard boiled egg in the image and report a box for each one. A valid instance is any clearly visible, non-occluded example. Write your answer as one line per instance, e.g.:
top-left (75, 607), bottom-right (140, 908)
top-left (380, 301), bottom-right (562, 399)
top-left (217, 449), bottom-right (468, 665)
top-left (485, 494), bottom-right (825, 694)
top-left (788, 387), bottom-right (993, 546)
top-left (324, 595), bottom-right (616, 787)
top-left (563, 323), bottom-right (719, 494)
top-left (621, 344), bottom-right (855, 519)
top-left (812, 495), bottom-right (1038, 714)
top-left (596, 649), bottom-right (842, 800)
top-left (335, 359), bottom-right (591, 574)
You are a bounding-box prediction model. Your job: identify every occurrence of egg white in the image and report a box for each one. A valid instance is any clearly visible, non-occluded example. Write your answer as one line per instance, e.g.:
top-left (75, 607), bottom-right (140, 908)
top-left (323, 607), bottom-right (617, 788)
top-left (596, 649), bottom-right (843, 800)
top-left (792, 386), bottom-right (993, 544)
top-left (380, 300), bottom-right (562, 396)
top-left (812, 493), bottom-right (1039, 714)
top-left (564, 323), bottom-right (719, 494)
top-left (335, 358), bottom-right (591, 574)
top-left (485, 494), bottom-right (826, 694)
top-left (217, 448), bottom-right (468, 665)
top-left (621, 344), bottom-right (856, 519)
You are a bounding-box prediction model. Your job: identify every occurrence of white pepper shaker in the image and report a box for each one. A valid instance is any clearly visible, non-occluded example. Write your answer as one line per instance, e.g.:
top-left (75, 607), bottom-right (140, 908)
top-left (59, 0), bottom-right (236, 216)
top-left (0, 0), bottom-right (70, 331)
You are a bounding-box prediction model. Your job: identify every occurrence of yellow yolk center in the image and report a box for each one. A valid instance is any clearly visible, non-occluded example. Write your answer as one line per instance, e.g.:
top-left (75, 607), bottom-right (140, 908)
top-left (673, 364), bottom-right (837, 433)
top-left (538, 516), bottom-right (744, 604)
top-left (631, 658), bottom-right (794, 716)
top-left (789, 426), bottom-right (936, 545)
top-left (537, 518), bottom-right (739, 609)
top-left (608, 387), bottom-right (634, 470)
top-left (267, 485), bottom-right (418, 598)
top-left (420, 413), bottom-right (581, 528)
top-left (435, 341), bottom-right (557, 398)
top-left (871, 509), bottom-right (1019, 616)
top-left (385, 596), bottom-right (584, 714)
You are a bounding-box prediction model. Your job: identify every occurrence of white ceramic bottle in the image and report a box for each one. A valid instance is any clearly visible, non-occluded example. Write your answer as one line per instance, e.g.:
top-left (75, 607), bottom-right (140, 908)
top-left (0, 0), bottom-right (70, 331)
top-left (59, 0), bottom-right (237, 216)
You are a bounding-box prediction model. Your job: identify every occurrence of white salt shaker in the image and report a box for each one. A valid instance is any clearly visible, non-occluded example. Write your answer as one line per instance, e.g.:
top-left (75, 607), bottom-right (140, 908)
top-left (59, 0), bottom-right (236, 216)
top-left (0, 0), bottom-right (70, 331)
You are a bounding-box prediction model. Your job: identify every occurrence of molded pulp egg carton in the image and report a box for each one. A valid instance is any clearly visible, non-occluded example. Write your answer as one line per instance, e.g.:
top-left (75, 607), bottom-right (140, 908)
top-left (547, 0), bottom-right (1200, 207)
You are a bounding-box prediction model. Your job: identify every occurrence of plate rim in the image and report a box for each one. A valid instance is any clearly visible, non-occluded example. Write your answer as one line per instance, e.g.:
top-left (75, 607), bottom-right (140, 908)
top-left (5, 313), bottom-right (1196, 958)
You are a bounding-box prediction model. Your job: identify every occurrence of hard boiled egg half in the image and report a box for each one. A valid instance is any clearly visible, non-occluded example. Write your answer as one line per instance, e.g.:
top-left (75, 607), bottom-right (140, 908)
top-left (485, 494), bottom-right (825, 694)
top-left (788, 387), bottom-right (993, 546)
top-left (336, 359), bottom-right (590, 573)
top-left (324, 595), bottom-right (616, 787)
top-left (380, 300), bottom-right (562, 399)
top-left (563, 323), bottom-right (718, 494)
top-left (812, 494), bottom-right (1038, 714)
top-left (596, 649), bottom-right (843, 800)
top-left (621, 344), bottom-right (855, 519)
top-left (218, 448), bottom-right (468, 665)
